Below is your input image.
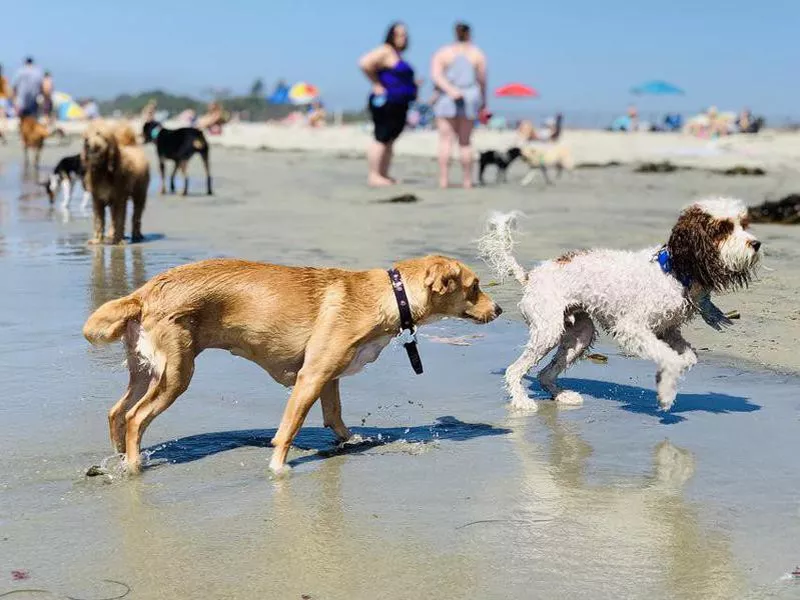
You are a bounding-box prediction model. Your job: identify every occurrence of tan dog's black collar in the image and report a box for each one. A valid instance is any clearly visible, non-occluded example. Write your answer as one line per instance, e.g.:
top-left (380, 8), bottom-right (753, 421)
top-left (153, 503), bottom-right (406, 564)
top-left (388, 268), bottom-right (423, 375)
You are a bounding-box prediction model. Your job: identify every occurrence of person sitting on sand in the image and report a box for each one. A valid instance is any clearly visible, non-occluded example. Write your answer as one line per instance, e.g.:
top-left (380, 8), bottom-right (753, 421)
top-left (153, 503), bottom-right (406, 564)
top-left (307, 100), bottom-right (327, 128)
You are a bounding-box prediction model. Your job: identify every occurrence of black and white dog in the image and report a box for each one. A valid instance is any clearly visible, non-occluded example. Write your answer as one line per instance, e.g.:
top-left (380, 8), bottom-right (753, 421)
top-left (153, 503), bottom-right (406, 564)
top-left (142, 120), bottom-right (212, 195)
top-left (43, 153), bottom-right (90, 209)
top-left (478, 147), bottom-right (522, 185)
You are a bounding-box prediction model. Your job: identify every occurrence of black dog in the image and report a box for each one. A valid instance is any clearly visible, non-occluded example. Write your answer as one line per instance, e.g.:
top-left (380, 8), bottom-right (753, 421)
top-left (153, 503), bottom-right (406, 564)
top-left (478, 147), bottom-right (522, 185)
top-left (42, 153), bottom-right (89, 208)
top-left (142, 120), bottom-right (212, 195)
top-left (748, 194), bottom-right (800, 224)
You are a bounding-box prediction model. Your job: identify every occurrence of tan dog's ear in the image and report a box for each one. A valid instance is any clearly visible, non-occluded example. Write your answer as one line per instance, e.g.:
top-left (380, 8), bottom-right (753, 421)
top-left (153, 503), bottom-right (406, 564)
top-left (424, 259), bottom-right (462, 295)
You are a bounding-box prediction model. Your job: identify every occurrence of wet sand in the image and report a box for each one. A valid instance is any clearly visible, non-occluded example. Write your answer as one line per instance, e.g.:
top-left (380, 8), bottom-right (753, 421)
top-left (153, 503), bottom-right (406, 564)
top-left (1, 142), bottom-right (799, 599)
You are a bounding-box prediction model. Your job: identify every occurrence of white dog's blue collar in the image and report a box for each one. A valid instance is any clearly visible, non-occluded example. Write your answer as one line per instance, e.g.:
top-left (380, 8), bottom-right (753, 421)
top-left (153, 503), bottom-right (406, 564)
top-left (150, 125), bottom-right (161, 140)
top-left (656, 247), bottom-right (692, 288)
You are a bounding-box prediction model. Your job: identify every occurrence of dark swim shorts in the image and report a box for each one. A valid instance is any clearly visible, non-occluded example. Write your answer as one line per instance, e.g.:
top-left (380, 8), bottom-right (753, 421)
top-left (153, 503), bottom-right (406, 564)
top-left (369, 95), bottom-right (409, 144)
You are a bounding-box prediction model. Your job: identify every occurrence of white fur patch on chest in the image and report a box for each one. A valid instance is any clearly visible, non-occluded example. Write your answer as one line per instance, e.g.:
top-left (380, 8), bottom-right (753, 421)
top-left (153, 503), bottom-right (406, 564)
top-left (341, 335), bottom-right (393, 377)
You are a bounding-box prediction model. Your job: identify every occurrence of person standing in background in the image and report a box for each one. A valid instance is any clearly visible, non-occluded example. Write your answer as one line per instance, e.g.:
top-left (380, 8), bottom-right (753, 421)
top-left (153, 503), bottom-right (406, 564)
top-left (359, 22), bottom-right (418, 187)
top-left (41, 71), bottom-right (54, 126)
top-left (12, 57), bottom-right (44, 118)
top-left (430, 22), bottom-right (487, 189)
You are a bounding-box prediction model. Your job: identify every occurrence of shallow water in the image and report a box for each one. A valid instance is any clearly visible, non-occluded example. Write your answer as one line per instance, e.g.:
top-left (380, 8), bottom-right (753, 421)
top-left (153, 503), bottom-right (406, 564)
top-left (1, 143), bottom-right (799, 599)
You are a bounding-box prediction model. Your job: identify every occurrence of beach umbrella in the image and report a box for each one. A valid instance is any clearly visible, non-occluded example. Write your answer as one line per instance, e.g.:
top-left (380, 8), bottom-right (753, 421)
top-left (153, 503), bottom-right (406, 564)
top-left (288, 82), bottom-right (320, 105)
top-left (57, 101), bottom-right (86, 121)
top-left (630, 80), bottom-right (685, 95)
top-left (52, 91), bottom-right (74, 108)
top-left (494, 83), bottom-right (538, 98)
top-left (267, 81), bottom-right (290, 104)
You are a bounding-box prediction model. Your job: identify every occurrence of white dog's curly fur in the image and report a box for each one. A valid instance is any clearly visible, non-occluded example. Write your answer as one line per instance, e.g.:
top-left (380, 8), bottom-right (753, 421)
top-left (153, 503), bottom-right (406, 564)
top-left (479, 197), bottom-right (761, 412)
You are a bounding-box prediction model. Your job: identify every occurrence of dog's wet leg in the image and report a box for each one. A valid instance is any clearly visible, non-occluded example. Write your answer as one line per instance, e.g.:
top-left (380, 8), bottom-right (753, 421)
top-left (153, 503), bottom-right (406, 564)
top-left (615, 324), bottom-right (686, 411)
top-left (320, 379), bottom-right (352, 441)
top-left (130, 183), bottom-right (147, 243)
top-left (538, 312), bottom-right (596, 406)
top-left (169, 162), bottom-right (178, 194)
top-left (108, 327), bottom-right (153, 453)
top-left (89, 198), bottom-right (106, 244)
top-left (179, 161), bottom-right (189, 196)
top-left (201, 149), bottom-right (212, 195)
top-left (124, 327), bottom-right (195, 473)
top-left (109, 200), bottom-right (126, 244)
top-left (506, 325), bottom-right (564, 412)
top-left (270, 371), bottom-right (330, 474)
top-left (158, 158), bottom-right (166, 194)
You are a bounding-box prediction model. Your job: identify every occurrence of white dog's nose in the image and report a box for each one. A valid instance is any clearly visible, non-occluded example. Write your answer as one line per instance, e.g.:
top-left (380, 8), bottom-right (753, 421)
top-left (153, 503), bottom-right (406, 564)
top-left (749, 240), bottom-right (762, 252)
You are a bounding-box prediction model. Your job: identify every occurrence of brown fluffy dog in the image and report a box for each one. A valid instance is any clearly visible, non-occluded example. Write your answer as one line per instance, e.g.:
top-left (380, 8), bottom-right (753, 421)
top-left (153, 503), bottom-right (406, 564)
top-left (83, 256), bottom-right (502, 474)
top-left (20, 116), bottom-right (50, 171)
top-left (82, 120), bottom-right (150, 244)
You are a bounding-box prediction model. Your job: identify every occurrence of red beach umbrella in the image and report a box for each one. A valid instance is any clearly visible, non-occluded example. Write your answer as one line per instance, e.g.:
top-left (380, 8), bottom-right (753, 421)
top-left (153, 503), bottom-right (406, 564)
top-left (494, 83), bottom-right (538, 98)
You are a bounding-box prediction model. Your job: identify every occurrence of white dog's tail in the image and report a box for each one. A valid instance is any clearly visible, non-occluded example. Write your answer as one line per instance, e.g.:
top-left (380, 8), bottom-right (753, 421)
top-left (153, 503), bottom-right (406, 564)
top-left (478, 211), bottom-right (528, 285)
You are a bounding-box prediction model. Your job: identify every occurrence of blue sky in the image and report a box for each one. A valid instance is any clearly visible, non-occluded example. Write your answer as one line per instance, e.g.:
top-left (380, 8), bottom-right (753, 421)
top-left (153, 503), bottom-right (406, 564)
top-left (3, 0), bottom-right (796, 119)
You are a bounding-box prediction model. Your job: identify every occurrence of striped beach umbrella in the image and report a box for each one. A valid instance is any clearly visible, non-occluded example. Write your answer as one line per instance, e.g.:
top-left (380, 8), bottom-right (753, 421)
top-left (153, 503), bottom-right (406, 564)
top-left (288, 82), bottom-right (320, 105)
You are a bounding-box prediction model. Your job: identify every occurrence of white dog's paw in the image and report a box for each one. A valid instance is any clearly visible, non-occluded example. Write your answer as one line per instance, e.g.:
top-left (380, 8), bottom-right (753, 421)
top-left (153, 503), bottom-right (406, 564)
top-left (657, 395), bottom-right (676, 412)
top-left (682, 351), bottom-right (698, 369)
top-left (509, 396), bottom-right (539, 413)
top-left (555, 390), bottom-right (584, 407)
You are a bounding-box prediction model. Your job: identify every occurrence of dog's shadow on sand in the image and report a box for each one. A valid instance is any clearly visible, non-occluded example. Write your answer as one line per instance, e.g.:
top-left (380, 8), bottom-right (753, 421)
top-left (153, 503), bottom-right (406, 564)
top-left (523, 376), bottom-right (760, 424)
top-left (145, 416), bottom-right (510, 469)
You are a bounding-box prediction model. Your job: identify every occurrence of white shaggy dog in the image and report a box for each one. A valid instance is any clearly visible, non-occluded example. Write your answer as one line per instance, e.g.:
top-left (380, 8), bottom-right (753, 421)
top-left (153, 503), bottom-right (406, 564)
top-left (479, 198), bottom-right (761, 412)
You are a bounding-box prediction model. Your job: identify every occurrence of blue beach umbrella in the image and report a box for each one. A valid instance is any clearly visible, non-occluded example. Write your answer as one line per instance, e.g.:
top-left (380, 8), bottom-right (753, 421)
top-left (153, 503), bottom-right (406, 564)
top-left (630, 80), bottom-right (685, 95)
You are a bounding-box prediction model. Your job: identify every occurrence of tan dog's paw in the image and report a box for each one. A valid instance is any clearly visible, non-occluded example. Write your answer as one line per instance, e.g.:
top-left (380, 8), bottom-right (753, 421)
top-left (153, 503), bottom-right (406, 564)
top-left (269, 461), bottom-right (292, 478)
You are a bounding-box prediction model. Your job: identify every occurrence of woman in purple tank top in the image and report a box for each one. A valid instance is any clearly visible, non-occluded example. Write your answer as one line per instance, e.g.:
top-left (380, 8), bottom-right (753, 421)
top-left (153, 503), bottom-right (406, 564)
top-left (359, 22), bottom-right (418, 187)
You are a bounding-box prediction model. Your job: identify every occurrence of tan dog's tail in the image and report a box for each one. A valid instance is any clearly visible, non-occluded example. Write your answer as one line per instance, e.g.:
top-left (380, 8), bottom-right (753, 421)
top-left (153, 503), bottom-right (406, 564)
top-left (478, 211), bottom-right (529, 285)
top-left (83, 296), bottom-right (142, 345)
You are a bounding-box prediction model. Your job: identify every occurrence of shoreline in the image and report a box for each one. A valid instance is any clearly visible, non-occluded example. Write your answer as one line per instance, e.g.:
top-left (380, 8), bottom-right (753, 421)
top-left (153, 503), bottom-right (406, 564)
top-left (10, 118), bottom-right (800, 171)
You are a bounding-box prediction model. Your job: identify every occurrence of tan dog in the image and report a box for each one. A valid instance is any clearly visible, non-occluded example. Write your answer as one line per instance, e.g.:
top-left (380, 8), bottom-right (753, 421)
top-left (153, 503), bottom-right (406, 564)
top-left (519, 144), bottom-right (575, 186)
top-left (83, 255), bottom-right (502, 474)
top-left (82, 120), bottom-right (150, 244)
top-left (19, 115), bottom-right (50, 171)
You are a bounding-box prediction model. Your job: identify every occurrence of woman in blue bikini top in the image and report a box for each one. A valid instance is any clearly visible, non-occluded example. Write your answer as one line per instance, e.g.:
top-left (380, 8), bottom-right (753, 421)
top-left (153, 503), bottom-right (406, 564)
top-left (359, 22), bottom-right (418, 186)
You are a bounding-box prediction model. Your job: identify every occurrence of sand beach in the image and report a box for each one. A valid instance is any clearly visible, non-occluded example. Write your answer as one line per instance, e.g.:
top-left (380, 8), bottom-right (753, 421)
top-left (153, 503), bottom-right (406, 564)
top-left (1, 132), bottom-right (799, 599)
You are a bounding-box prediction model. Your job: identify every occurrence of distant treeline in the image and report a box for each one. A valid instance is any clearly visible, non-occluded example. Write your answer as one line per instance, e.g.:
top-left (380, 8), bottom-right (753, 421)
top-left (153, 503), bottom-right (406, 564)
top-left (98, 89), bottom-right (369, 122)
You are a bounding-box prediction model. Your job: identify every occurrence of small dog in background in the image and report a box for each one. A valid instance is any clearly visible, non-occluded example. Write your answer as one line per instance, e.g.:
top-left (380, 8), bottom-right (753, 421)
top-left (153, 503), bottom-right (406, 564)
top-left (478, 147), bottom-right (522, 185)
top-left (142, 120), bottom-right (212, 195)
top-left (519, 145), bottom-right (575, 186)
top-left (43, 153), bottom-right (90, 210)
top-left (479, 198), bottom-right (761, 412)
top-left (19, 116), bottom-right (51, 172)
top-left (83, 120), bottom-right (150, 244)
